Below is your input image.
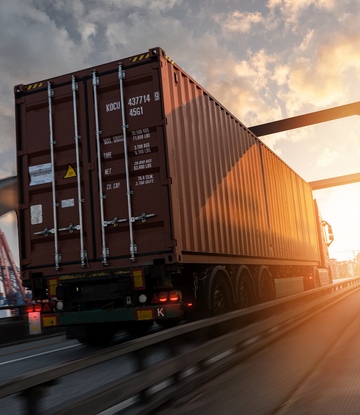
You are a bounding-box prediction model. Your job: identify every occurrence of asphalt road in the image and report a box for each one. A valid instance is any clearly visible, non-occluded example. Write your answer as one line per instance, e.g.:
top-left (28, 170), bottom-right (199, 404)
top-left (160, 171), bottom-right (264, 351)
top-left (0, 280), bottom-right (358, 414)
top-left (159, 287), bottom-right (360, 415)
top-left (0, 327), bottom-right (165, 415)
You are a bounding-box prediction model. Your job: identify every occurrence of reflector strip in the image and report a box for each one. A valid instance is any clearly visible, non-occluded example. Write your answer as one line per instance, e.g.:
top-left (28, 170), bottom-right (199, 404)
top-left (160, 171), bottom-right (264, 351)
top-left (47, 277), bottom-right (59, 298)
top-left (131, 268), bottom-right (145, 290)
top-left (135, 308), bottom-right (154, 321)
top-left (42, 314), bottom-right (58, 327)
top-left (151, 293), bottom-right (160, 304)
top-left (42, 303), bottom-right (52, 312)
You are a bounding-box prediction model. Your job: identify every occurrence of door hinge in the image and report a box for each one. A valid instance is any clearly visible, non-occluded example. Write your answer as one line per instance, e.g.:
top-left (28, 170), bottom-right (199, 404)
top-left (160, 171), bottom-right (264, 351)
top-left (162, 178), bottom-right (172, 186)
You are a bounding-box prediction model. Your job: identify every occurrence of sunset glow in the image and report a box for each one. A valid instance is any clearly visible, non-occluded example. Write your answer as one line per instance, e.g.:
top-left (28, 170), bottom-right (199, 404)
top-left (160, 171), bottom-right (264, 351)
top-left (1, 1), bottom-right (360, 262)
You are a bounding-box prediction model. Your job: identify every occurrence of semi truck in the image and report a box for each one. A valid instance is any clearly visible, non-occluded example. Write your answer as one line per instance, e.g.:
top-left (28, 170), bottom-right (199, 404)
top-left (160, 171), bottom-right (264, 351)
top-left (14, 47), bottom-right (334, 344)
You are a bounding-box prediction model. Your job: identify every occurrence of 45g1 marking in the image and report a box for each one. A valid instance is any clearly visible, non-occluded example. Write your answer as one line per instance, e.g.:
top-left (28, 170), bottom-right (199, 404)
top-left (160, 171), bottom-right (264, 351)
top-left (129, 107), bottom-right (143, 117)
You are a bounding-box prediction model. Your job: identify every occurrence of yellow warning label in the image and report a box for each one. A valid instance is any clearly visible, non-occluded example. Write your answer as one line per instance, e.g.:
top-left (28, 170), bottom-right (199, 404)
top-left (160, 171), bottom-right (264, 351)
top-left (43, 316), bottom-right (57, 327)
top-left (133, 275), bottom-right (144, 288)
top-left (64, 164), bottom-right (76, 179)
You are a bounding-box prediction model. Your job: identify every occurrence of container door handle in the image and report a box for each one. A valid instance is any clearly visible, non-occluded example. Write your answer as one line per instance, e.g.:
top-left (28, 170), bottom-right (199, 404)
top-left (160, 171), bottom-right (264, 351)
top-left (131, 213), bottom-right (155, 223)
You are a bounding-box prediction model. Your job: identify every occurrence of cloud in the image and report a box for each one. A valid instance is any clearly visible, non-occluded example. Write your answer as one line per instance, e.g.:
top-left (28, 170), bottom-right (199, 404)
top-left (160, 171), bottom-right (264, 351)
top-left (267, 0), bottom-right (336, 26)
top-left (216, 11), bottom-right (263, 35)
top-left (317, 147), bottom-right (340, 166)
top-left (283, 29), bottom-right (360, 113)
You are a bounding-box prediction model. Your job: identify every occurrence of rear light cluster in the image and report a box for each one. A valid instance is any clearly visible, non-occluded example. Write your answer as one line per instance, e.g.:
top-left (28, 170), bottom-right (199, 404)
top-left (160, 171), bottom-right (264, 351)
top-left (25, 300), bottom-right (57, 313)
top-left (152, 290), bottom-right (180, 304)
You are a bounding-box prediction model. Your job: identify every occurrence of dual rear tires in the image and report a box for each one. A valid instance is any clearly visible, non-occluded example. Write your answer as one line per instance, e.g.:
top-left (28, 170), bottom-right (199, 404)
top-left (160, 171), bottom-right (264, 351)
top-left (209, 265), bottom-right (273, 316)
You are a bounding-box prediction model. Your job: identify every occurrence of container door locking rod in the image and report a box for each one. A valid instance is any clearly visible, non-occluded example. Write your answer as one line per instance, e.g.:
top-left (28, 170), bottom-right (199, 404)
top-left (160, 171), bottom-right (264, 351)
top-left (72, 76), bottom-right (86, 268)
top-left (47, 82), bottom-right (60, 270)
top-left (92, 71), bottom-right (108, 266)
top-left (118, 63), bottom-right (137, 262)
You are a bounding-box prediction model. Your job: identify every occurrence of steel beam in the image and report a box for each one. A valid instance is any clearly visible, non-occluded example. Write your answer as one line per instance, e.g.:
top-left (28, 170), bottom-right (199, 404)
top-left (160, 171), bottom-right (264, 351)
top-left (309, 172), bottom-right (360, 190)
top-left (249, 101), bottom-right (360, 137)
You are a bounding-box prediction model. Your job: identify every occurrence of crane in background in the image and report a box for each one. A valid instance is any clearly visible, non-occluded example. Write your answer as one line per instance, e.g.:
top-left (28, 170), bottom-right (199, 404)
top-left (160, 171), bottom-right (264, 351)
top-left (0, 228), bottom-right (27, 306)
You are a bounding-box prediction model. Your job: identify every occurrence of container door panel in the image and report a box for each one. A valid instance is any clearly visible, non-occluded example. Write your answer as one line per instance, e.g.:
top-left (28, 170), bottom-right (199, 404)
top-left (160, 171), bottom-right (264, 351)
top-left (88, 63), bottom-right (172, 263)
top-left (25, 82), bottom-right (89, 269)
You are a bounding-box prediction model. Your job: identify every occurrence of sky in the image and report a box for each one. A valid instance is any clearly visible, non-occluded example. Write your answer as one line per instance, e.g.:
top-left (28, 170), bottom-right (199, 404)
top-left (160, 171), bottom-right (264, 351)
top-left (0, 0), bottom-right (360, 265)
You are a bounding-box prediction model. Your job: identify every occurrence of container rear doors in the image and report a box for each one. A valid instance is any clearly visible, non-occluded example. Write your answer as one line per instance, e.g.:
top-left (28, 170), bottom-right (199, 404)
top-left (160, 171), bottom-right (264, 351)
top-left (17, 57), bottom-right (173, 276)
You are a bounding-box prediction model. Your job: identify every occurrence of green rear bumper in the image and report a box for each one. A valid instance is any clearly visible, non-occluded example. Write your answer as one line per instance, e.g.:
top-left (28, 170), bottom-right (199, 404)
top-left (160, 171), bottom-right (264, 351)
top-left (57, 303), bottom-right (182, 325)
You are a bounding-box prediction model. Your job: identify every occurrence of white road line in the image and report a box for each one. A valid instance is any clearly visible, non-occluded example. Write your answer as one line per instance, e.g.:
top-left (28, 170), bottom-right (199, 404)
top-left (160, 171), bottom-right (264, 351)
top-left (0, 344), bottom-right (81, 366)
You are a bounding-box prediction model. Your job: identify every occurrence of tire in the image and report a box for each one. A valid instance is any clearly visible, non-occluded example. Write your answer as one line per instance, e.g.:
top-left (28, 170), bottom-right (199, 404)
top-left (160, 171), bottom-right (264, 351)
top-left (258, 267), bottom-right (274, 303)
top-left (210, 275), bottom-right (231, 316)
top-left (238, 274), bottom-right (255, 309)
top-left (124, 320), bottom-right (154, 336)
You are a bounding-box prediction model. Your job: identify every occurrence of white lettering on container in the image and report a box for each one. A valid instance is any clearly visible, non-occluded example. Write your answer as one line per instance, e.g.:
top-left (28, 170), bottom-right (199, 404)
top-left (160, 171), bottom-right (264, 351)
top-left (106, 182), bottom-right (121, 190)
top-left (134, 142), bottom-right (151, 155)
top-left (134, 159), bottom-right (152, 171)
top-left (106, 102), bottom-right (121, 112)
top-left (128, 95), bottom-right (150, 106)
top-left (105, 168), bottom-right (112, 175)
top-left (104, 152), bottom-right (112, 159)
top-left (135, 174), bottom-right (154, 186)
top-left (113, 135), bottom-right (123, 143)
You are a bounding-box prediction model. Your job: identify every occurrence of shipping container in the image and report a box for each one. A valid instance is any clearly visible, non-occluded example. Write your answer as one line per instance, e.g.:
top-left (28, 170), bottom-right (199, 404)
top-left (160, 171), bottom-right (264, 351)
top-left (15, 47), bottom-right (333, 343)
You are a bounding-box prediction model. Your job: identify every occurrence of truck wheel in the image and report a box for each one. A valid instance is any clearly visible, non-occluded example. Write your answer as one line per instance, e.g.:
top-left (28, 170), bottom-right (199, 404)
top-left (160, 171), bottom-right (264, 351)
top-left (258, 267), bottom-right (274, 303)
top-left (236, 266), bottom-right (255, 309)
top-left (211, 276), bottom-right (231, 316)
top-left (238, 276), bottom-right (254, 308)
top-left (124, 320), bottom-right (154, 336)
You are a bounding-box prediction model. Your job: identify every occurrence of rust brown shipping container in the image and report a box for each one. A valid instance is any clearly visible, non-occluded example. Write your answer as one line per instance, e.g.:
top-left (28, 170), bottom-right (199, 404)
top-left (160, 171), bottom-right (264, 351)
top-left (15, 47), bottom-right (323, 279)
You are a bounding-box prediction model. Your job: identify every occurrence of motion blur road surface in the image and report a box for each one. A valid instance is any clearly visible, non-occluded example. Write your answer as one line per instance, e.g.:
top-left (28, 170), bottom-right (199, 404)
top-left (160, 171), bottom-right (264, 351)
top-left (0, 327), bottom-right (164, 414)
top-left (1, 283), bottom-right (359, 414)
top-left (160, 288), bottom-right (360, 415)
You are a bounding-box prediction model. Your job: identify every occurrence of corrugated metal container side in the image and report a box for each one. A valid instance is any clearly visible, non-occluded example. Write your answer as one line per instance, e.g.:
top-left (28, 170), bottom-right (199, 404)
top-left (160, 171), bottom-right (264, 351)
top-left (161, 56), bottom-right (320, 266)
top-left (16, 47), bottom-right (321, 281)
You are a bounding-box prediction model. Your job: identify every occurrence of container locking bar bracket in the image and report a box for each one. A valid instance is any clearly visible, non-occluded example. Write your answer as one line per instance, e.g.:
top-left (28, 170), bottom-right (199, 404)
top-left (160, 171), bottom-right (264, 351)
top-left (118, 63), bottom-right (136, 262)
top-left (48, 82), bottom-right (60, 270)
top-left (131, 212), bottom-right (155, 223)
top-left (34, 227), bottom-right (55, 237)
top-left (103, 217), bottom-right (127, 228)
top-left (59, 223), bottom-right (81, 233)
top-left (92, 70), bottom-right (108, 266)
top-left (72, 76), bottom-right (86, 268)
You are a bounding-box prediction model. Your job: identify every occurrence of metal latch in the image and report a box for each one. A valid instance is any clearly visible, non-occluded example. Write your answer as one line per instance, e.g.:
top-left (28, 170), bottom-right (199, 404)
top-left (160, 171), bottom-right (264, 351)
top-left (131, 212), bottom-right (155, 223)
top-left (58, 223), bottom-right (80, 233)
top-left (103, 217), bottom-right (127, 227)
top-left (34, 227), bottom-right (55, 237)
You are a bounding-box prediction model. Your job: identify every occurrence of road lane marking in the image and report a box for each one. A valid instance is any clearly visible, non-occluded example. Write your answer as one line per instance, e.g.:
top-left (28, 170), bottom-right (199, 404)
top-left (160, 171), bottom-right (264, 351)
top-left (0, 339), bottom-right (68, 357)
top-left (0, 344), bottom-right (81, 366)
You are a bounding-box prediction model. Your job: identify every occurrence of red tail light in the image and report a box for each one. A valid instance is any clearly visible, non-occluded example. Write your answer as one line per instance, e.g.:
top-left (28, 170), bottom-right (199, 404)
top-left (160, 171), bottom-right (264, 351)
top-left (169, 291), bottom-right (179, 302)
top-left (34, 303), bottom-right (42, 312)
top-left (26, 304), bottom-right (34, 313)
top-left (158, 292), bottom-right (168, 302)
